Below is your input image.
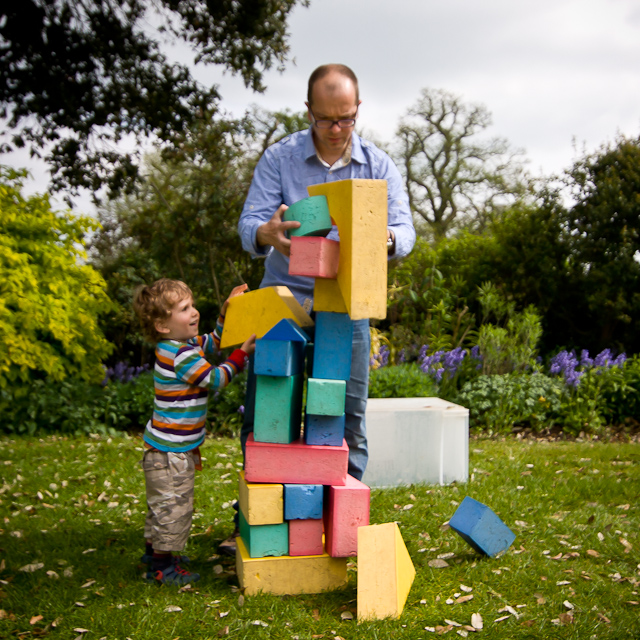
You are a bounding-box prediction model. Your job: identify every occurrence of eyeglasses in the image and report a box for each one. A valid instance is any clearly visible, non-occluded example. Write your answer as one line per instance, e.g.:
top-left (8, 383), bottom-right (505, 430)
top-left (308, 106), bottom-right (358, 129)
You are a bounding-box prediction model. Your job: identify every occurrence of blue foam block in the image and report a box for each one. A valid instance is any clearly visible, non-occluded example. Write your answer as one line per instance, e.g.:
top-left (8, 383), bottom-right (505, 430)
top-left (254, 339), bottom-right (304, 377)
top-left (312, 312), bottom-right (353, 381)
top-left (304, 413), bottom-right (345, 446)
top-left (449, 496), bottom-right (515, 557)
top-left (263, 318), bottom-right (310, 344)
top-left (283, 484), bottom-right (324, 520)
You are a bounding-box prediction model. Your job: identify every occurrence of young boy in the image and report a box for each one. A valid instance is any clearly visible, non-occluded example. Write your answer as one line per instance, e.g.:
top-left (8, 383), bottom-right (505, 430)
top-left (133, 278), bottom-right (255, 585)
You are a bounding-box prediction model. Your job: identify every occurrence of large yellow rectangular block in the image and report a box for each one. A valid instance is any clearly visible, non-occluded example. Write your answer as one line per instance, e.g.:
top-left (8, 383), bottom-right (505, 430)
top-left (236, 537), bottom-right (348, 596)
top-left (357, 522), bottom-right (416, 621)
top-left (220, 286), bottom-right (313, 348)
top-left (307, 180), bottom-right (388, 320)
top-left (238, 471), bottom-right (283, 525)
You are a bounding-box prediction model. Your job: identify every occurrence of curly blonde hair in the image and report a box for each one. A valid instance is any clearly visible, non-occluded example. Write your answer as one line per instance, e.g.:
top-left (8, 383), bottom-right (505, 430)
top-left (133, 279), bottom-right (193, 343)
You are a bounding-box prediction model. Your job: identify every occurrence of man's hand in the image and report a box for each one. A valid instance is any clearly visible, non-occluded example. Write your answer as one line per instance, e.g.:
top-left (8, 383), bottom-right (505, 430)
top-left (255, 204), bottom-right (301, 257)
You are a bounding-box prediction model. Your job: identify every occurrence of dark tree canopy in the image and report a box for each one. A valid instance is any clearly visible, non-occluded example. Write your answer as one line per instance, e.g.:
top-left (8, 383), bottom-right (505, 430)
top-left (0, 0), bottom-right (306, 197)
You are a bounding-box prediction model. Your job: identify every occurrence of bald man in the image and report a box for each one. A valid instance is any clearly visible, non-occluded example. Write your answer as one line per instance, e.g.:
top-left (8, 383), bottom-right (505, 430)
top-left (238, 63), bottom-right (416, 480)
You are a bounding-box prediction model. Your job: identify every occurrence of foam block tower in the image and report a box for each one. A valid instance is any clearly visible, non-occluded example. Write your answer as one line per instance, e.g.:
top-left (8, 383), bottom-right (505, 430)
top-left (232, 179), bottom-right (411, 601)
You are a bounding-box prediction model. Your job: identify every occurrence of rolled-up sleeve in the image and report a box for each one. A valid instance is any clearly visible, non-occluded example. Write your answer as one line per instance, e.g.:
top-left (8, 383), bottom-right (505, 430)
top-left (238, 150), bottom-right (282, 258)
top-left (379, 155), bottom-right (416, 259)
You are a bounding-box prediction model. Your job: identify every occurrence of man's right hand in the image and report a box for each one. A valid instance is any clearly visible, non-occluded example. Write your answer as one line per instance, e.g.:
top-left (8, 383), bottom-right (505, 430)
top-left (255, 204), bottom-right (301, 257)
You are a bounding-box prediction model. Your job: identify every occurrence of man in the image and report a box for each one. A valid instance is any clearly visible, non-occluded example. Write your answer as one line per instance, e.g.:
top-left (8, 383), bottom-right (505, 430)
top-left (237, 63), bottom-right (415, 480)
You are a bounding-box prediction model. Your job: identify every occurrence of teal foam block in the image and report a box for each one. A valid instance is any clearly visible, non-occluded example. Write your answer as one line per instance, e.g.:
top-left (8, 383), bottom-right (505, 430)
top-left (284, 195), bottom-right (332, 238)
top-left (304, 413), bottom-right (345, 446)
top-left (312, 312), bottom-right (353, 381)
top-left (254, 338), bottom-right (304, 377)
top-left (306, 378), bottom-right (346, 417)
top-left (449, 496), bottom-right (515, 557)
top-left (239, 509), bottom-right (289, 558)
top-left (283, 484), bottom-right (323, 520)
top-left (254, 374), bottom-right (303, 443)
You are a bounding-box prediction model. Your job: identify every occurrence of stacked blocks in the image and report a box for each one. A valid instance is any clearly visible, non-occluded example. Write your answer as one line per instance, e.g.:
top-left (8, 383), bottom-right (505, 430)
top-left (236, 180), bottom-right (390, 597)
top-left (308, 179), bottom-right (388, 320)
top-left (357, 523), bottom-right (416, 621)
top-left (449, 496), bottom-right (516, 557)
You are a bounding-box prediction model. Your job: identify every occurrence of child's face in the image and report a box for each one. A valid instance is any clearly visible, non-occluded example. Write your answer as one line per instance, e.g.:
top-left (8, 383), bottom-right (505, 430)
top-left (156, 296), bottom-right (200, 342)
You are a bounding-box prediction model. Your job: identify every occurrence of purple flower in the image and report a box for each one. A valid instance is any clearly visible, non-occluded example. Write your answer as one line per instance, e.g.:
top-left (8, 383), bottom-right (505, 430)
top-left (238, 405), bottom-right (245, 415)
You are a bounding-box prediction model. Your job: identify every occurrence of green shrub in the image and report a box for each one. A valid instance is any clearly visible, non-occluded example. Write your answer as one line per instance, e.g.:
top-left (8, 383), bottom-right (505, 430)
top-left (599, 354), bottom-right (640, 426)
top-left (368, 363), bottom-right (437, 399)
top-left (457, 372), bottom-right (564, 434)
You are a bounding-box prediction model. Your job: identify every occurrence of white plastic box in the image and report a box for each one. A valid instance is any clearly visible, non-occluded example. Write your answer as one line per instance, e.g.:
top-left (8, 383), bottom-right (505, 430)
top-left (362, 397), bottom-right (469, 487)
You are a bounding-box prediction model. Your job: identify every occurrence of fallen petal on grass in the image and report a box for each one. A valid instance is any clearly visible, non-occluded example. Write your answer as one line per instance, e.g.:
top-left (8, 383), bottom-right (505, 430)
top-left (470, 613), bottom-right (483, 629)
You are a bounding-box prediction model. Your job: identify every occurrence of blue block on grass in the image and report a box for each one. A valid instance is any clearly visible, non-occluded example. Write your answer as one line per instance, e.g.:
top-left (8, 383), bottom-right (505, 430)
top-left (449, 496), bottom-right (515, 557)
top-left (254, 339), bottom-right (304, 377)
top-left (312, 312), bottom-right (353, 381)
top-left (283, 484), bottom-right (323, 520)
top-left (304, 413), bottom-right (345, 446)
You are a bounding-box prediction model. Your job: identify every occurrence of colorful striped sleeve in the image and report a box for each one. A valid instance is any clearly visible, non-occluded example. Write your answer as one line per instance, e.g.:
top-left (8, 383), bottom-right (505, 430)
top-left (174, 344), bottom-right (247, 391)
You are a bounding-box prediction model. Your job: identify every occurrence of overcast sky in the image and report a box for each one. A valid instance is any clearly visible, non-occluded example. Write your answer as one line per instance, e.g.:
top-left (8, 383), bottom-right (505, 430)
top-left (6, 0), bottom-right (640, 210)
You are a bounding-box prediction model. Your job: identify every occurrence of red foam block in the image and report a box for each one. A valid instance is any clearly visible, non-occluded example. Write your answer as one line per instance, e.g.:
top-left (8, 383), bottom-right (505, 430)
top-left (289, 518), bottom-right (325, 556)
top-left (244, 435), bottom-right (348, 485)
top-left (324, 474), bottom-right (371, 557)
top-left (288, 236), bottom-right (340, 279)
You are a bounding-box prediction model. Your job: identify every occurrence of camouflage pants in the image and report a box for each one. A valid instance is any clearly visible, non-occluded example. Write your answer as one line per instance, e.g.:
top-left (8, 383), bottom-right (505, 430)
top-left (142, 449), bottom-right (196, 552)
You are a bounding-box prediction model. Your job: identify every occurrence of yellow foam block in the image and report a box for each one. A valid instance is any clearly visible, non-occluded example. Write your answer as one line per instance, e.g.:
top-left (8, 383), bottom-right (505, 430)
top-left (308, 180), bottom-right (388, 320)
top-left (313, 278), bottom-right (348, 314)
top-left (238, 470), bottom-right (283, 525)
top-left (220, 286), bottom-right (313, 348)
top-left (236, 537), bottom-right (348, 596)
top-left (357, 522), bottom-right (416, 621)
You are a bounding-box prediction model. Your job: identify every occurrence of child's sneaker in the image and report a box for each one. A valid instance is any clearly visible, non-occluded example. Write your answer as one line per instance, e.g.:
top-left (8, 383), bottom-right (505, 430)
top-left (147, 563), bottom-right (200, 586)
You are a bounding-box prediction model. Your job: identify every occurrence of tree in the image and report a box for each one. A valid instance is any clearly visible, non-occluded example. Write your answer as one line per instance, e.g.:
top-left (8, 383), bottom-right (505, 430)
top-left (0, 0), bottom-right (306, 197)
top-left (0, 168), bottom-right (113, 393)
top-left (91, 107), bottom-right (307, 364)
top-left (396, 88), bottom-right (530, 240)
top-left (561, 135), bottom-right (640, 353)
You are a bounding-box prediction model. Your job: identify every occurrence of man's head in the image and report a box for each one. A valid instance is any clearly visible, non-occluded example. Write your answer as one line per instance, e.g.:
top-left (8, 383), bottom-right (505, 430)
top-left (133, 278), bottom-right (197, 343)
top-left (306, 64), bottom-right (361, 163)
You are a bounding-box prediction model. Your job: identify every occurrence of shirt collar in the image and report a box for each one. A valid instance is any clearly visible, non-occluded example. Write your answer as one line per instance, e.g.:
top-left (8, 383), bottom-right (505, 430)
top-left (302, 128), bottom-right (367, 167)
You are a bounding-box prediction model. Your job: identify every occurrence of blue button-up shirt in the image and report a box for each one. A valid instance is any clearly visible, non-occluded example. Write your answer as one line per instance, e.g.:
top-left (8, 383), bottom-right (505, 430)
top-left (238, 127), bottom-right (416, 307)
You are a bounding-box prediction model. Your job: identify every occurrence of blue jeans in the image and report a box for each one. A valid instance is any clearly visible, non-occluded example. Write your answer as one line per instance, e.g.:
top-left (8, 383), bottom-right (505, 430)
top-left (240, 318), bottom-right (370, 481)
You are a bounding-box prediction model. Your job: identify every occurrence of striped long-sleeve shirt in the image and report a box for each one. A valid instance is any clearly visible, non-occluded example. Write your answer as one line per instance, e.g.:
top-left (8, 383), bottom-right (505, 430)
top-left (143, 317), bottom-right (247, 452)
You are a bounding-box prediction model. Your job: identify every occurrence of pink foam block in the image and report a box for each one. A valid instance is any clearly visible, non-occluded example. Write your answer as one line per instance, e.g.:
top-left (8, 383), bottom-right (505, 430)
top-left (289, 518), bottom-right (325, 556)
top-left (244, 435), bottom-right (348, 485)
top-left (288, 236), bottom-right (340, 279)
top-left (324, 474), bottom-right (371, 557)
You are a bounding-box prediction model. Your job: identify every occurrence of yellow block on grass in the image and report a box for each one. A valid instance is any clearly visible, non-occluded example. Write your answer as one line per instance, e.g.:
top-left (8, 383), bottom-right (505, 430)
top-left (238, 470), bottom-right (283, 525)
top-left (236, 537), bottom-right (348, 596)
top-left (220, 286), bottom-right (313, 348)
top-left (308, 179), bottom-right (388, 320)
top-left (357, 522), bottom-right (415, 621)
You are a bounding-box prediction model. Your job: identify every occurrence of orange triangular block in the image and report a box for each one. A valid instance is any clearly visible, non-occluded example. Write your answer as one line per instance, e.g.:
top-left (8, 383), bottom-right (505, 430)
top-left (307, 179), bottom-right (388, 320)
top-left (357, 522), bottom-right (415, 621)
top-left (220, 286), bottom-right (313, 348)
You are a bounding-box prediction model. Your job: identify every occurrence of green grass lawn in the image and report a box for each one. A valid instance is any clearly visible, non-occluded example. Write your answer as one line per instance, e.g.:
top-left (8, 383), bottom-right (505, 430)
top-left (0, 433), bottom-right (638, 639)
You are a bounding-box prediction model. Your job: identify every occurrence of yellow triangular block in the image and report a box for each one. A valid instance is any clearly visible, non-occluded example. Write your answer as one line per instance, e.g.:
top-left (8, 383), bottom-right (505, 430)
top-left (307, 179), bottom-right (388, 320)
top-left (357, 522), bottom-right (416, 621)
top-left (220, 286), bottom-right (313, 348)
